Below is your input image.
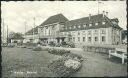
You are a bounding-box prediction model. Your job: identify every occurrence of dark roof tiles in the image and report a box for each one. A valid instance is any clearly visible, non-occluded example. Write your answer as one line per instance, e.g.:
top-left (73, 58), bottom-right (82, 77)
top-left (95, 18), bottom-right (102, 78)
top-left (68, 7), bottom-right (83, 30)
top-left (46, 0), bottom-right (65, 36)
top-left (10, 33), bottom-right (24, 39)
top-left (40, 13), bottom-right (69, 26)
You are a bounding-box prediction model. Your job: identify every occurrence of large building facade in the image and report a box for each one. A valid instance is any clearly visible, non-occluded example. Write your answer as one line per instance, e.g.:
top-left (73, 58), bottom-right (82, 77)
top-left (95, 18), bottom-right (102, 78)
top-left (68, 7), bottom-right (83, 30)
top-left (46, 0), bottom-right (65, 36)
top-left (24, 13), bottom-right (123, 46)
top-left (23, 14), bottom-right (69, 44)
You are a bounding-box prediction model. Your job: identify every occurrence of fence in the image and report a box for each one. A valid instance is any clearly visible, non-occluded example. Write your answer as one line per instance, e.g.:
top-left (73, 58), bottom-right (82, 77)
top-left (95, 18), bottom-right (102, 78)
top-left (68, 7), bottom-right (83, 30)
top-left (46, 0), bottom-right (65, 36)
top-left (82, 44), bottom-right (127, 54)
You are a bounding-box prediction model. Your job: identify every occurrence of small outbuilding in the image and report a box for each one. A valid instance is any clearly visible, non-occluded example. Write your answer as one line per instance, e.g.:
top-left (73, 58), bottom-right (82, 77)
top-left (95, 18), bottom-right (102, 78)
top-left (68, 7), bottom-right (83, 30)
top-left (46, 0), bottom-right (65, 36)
top-left (9, 33), bottom-right (25, 44)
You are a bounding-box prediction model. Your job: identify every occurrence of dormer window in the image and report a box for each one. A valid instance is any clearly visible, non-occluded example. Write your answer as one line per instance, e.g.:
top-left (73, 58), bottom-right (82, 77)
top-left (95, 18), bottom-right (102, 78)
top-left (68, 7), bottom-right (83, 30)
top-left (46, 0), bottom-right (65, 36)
top-left (78, 25), bottom-right (81, 28)
top-left (95, 22), bottom-right (98, 25)
top-left (102, 21), bottom-right (106, 25)
top-left (89, 23), bottom-right (92, 26)
top-left (74, 26), bottom-right (76, 29)
top-left (83, 24), bottom-right (86, 27)
top-left (65, 27), bottom-right (67, 30)
top-left (69, 26), bottom-right (72, 29)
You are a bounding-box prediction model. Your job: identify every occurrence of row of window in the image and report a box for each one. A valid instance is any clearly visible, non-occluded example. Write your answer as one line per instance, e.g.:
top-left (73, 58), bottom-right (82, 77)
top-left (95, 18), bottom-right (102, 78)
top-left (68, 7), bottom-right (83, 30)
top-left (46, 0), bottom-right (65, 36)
top-left (72, 36), bottom-right (106, 42)
top-left (62, 29), bottom-right (106, 36)
top-left (63, 21), bottom-right (106, 30)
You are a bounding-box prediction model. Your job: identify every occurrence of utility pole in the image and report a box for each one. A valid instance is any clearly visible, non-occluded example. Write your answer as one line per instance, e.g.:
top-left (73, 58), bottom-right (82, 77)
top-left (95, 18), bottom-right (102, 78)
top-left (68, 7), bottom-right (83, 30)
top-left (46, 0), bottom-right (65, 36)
top-left (24, 21), bottom-right (27, 43)
top-left (25, 21), bottom-right (26, 35)
top-left (6, 25), bottom-right (8, 45)
top-left (2, 18), bottom-right (5, 43)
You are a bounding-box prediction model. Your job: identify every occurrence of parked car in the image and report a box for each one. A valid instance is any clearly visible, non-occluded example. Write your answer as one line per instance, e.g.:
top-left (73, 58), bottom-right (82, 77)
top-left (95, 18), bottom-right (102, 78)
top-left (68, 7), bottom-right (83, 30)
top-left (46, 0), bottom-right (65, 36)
top-left (61, 41), bottom-right (75, 48)
top-left (7, 43), bottom-right (15, 48)
top-left (48, 41), bottom-right (56, 46)
top-left (66, 41), bottom-right (75, 48)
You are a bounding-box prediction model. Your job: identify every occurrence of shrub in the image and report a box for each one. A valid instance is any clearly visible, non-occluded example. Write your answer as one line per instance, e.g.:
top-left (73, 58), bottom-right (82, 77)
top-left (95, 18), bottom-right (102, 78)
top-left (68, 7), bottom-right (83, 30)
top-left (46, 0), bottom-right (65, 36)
top-left (33, 46), bottom-right (42, 51)
top-left (62, 53), bottom-right (83, 62)
top-left (64, 59), bottom-right (81, 70)
top-left (41, 47), bottom-right (49, 51)
top-left (42, 43), bottom-right (46, 46)
top-left (27, 46), bottom-right (33, 49)
top-left (48, 48), bottom-right (70, 55)
top-left (55, 43), bottom-right (61, 47)
top-left (49, 41), bottom-right (55, 47)
top-left (21, 46), bottom-right (26, 48)
top-left (48, 57), bottom-right (82, 77)
top-left (7, 43), bottom-right (15, 48)
top-left (61, 41), bottom-right (67, 45)
top-left (1, 43), bottom-right (7, 47)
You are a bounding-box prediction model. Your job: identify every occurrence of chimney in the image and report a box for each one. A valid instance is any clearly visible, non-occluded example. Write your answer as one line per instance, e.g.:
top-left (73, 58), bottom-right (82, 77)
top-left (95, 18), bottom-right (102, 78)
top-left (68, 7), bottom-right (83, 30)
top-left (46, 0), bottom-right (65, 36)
top-left (89, 14), bottom-right (91, 20)
top-left (103, 11), bottom-right (105, 17)
top-left (106, 12), bottom-right (108, 17)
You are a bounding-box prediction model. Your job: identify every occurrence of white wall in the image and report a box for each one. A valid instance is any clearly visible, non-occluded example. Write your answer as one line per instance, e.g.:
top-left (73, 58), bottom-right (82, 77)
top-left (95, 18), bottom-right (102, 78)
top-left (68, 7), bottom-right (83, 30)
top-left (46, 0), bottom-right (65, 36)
top-left (11, 39), bottom-right (23, 43)
top-left (61, 27), bottom-right (115, 45)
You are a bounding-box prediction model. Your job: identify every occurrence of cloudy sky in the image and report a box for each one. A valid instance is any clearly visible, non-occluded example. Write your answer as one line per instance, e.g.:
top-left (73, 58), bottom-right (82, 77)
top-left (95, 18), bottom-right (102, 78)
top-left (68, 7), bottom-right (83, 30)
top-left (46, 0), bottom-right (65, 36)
top-left (1, 1), bottom-right (127, 33)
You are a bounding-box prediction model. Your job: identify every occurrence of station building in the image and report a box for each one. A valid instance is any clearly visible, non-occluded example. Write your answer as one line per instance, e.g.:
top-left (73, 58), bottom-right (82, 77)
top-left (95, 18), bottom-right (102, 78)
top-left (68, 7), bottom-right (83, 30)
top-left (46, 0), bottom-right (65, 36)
top-left (24, 12), bottom-right (123, 46)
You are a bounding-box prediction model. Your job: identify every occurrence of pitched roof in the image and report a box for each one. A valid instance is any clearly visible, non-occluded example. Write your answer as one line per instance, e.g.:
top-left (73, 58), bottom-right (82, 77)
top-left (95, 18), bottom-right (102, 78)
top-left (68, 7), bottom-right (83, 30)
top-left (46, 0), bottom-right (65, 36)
top-left (60, 14), bottom-right (122, 32)
top-left (40, 13), bottom-right (69, 26)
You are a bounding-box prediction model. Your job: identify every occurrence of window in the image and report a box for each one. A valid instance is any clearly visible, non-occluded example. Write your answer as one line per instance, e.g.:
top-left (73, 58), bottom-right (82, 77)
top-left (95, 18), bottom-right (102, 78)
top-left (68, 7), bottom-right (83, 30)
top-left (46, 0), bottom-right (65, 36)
top-left (69, 26), bottom-right (72, 29)
top-left (88, 31), bottom-right (91, 35)
top-left (101, 29), bottom-right (106, 34)
top-left (65, 27), bottom-right (67, 30)
top-left (78, 25), bottom-right (81, 28)
top-left (117, 30), bottom-right (120, 35)
top-left (78, 37), bottom-right (80, 42)
top-left (102, 21), bottom-right (106, 25)
top-left (64, 32), bottom-right (67, 35)
top-left (83, 31), bottom-right (85, 35)
top-left (45, 29), bottom-right (46, 36)
top-left (88, 37), bottom-right (91, 42)
top-left (78, 31), bottom-right (80, 35)
top-left (72, 31), bottom-right (75, 35)
top-left (101, 36), bottom-right (105, 42)
top-left (49, 30), bottom-right (50, 35)
top-left (73, 37), bottom-right (75, 42)
top-left (86, 24), bottom-right (88, 27)
top-left (94, 30), bottom-right (98, 34)
top-left (95, 22), bottom-right (98, 25)
top-left (95, 37), bottom-right (98, 41)
top-left (61, 32), bottom-right (63, 35)
top-left (74, 25), bottom-right (76, 28)
top-left (83, 37), bottom-right (85, 42)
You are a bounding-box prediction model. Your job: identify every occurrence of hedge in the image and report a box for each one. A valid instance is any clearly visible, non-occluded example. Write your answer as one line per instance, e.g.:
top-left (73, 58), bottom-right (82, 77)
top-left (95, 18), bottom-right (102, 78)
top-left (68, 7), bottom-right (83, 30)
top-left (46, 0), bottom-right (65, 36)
top-left (48, 48), bottom-right (70, 55)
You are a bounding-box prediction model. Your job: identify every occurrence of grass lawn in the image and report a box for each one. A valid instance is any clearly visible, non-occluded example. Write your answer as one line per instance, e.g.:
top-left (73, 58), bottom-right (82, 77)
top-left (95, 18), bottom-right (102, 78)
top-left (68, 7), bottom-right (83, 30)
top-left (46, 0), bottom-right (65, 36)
top-left (1, 46), bottom-right (127, 77)
top-left (2, 47), bottom-right (61, 77)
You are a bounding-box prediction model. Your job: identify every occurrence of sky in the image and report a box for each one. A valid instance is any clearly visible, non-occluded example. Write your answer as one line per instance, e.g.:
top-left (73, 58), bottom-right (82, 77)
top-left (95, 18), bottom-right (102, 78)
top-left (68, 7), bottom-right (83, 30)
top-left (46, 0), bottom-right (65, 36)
top-left (1, 1), bottom-right (127, 34)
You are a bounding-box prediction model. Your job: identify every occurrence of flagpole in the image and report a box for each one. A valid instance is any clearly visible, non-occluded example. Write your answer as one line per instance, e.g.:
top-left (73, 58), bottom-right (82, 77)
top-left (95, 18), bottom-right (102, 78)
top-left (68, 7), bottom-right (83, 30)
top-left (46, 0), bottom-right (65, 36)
top-left (6, 25), bottom-right (8, 45)
top-left (98, 0), bottom-right (99, 14)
